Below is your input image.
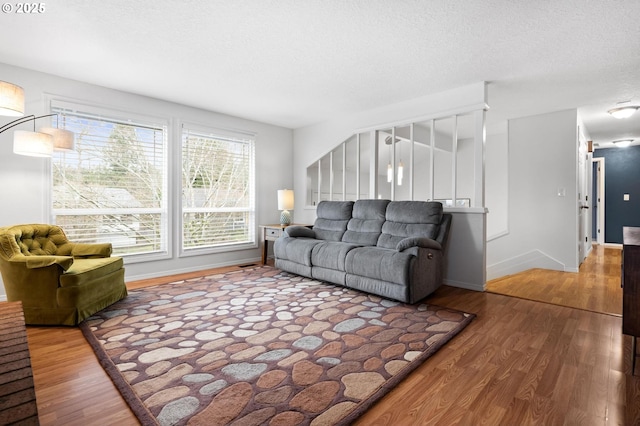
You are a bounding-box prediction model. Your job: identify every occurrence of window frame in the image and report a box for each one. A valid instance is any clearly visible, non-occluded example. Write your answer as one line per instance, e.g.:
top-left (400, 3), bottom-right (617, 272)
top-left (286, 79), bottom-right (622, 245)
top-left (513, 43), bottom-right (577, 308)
top-left (47, 97), bottom-right (171, 264)
top-left (178, 120), bottom-right (257, 257)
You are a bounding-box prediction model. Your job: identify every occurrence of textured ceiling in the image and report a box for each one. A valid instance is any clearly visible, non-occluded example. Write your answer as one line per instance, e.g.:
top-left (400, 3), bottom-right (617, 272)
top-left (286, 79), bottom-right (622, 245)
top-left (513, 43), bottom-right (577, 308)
top-left (0, 0), bottom-right (639, 146)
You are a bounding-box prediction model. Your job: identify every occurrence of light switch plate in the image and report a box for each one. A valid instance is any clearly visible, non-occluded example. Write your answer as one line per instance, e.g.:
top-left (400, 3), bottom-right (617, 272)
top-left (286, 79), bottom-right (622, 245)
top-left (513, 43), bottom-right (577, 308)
top-left (624, 194), bottom-right (630, 201)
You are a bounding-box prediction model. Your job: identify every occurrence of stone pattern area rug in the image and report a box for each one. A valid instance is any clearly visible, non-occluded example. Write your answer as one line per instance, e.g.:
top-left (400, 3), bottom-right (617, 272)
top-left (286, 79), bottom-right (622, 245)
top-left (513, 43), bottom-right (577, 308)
top-left (80, 266), bottom-right (474, 426)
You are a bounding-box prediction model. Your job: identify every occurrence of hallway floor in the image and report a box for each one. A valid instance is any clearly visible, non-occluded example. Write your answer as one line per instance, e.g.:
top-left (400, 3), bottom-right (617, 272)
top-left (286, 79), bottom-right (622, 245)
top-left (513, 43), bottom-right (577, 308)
top-left (487, 245), bottom-right (622, 316)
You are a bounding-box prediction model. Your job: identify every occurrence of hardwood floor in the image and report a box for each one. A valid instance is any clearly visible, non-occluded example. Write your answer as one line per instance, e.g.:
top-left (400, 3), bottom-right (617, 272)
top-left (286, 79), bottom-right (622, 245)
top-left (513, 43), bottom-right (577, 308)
top-left (486, 245), bottom-right (623, 316)
top-left (20, 249), bottom-right (640, 425)
top-left (356, 288), bottom-right (637, 425)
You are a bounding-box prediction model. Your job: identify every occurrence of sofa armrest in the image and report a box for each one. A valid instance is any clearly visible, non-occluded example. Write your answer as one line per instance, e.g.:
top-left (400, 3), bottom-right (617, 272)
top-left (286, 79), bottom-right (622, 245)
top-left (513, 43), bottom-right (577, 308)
top-left (22, 255), bottom-right (74, 271)
top-left (284, 226), bottom-right (316, 239)
top-left (72, 243), bottom-right (112, 258)
top-left (396, 237), bottom-right (442, 252)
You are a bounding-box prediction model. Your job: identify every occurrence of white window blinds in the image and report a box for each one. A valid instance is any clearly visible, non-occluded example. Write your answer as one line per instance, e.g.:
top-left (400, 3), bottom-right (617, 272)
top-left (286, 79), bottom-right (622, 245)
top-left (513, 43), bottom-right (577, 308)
top-left (181, 126), bottom-right (255, 251)
top-left (50, 102), bottom-right (168, 256)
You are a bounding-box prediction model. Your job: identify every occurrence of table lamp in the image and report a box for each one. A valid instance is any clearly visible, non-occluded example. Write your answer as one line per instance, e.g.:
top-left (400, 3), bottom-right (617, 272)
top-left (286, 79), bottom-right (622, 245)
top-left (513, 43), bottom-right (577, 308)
top-left (277, 189), bottom-right (294, 225)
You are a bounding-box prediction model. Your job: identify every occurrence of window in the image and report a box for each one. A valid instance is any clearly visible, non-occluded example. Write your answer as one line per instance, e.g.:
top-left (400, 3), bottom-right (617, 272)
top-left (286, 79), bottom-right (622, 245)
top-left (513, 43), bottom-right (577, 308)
top-left (50, 101), bottom-right (168, 257)
top-left (181, 125), bottom-right (255, 252)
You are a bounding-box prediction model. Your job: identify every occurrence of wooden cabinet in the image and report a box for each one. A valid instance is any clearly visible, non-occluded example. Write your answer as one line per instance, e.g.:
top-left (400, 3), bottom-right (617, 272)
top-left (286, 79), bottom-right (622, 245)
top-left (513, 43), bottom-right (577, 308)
top-left (622, 226), bottom-right (640, 374)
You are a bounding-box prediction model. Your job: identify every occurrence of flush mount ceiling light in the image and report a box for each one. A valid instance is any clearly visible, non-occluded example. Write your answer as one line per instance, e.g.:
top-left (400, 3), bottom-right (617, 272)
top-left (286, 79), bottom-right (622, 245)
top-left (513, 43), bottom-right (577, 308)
top-left (608, 105), bottom-right (640, 119)
top-left (613, 139), bottom-right (633, 147)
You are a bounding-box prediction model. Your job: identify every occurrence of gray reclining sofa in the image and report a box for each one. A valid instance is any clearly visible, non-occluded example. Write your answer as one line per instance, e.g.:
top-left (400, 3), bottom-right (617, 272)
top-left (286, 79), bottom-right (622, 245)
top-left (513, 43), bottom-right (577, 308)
top-left (274, 199), bottom-right (451, 303)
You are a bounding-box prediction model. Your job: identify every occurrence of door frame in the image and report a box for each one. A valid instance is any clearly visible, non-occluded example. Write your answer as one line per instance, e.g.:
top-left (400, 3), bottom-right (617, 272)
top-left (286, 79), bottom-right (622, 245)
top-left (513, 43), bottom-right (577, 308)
top-left (578, 131), bottom-right (590, 265)
top-left (592, 157), bottom-right (605, 244)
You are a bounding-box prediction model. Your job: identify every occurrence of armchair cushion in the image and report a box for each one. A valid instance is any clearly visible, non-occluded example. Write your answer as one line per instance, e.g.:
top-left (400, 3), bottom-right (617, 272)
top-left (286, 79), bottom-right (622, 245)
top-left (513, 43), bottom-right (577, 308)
top-left (60, 257), bottom-right (124, 287)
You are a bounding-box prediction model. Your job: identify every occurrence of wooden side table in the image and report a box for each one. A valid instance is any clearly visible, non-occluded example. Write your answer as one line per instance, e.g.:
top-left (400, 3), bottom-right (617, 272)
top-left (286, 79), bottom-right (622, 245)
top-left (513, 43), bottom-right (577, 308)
top-left (260, 224), bottom-right (312, 264)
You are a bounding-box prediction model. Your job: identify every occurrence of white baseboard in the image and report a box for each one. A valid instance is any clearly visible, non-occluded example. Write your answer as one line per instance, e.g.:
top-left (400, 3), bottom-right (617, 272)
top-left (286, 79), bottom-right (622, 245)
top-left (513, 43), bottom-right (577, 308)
top-left (604, 243), bottom-right (623, 249)
top-left (0, 258), bottom-right (265, 301)
top-left (444, 278), bottom-right (485, 292)
top-left (125, 257), bottom-right (263, 283)
top-left (487, 249), bottom-right (566, 281)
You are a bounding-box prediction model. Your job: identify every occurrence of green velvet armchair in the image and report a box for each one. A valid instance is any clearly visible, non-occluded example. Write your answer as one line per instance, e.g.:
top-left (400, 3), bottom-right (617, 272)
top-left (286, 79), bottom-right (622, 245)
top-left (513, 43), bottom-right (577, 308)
top-left (0, 224), bottom-right (127, 325)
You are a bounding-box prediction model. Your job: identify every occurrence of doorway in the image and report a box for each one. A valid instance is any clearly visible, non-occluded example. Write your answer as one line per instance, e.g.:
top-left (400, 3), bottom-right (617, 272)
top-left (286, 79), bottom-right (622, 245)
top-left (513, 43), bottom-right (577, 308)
top-left (578, 131), bottom-right (591, 265)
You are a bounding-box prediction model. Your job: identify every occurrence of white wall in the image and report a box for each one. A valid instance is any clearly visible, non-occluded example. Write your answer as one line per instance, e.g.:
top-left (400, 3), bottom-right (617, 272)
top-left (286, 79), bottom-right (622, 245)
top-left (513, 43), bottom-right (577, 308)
top-left (293, 82), bottom-right (488, 291)
top-left (486, 132), bottom-right (509, 239)
top-left (0, 63), bottom-right (293, 299)
top-left (487, 109), bottom-right (579, 278)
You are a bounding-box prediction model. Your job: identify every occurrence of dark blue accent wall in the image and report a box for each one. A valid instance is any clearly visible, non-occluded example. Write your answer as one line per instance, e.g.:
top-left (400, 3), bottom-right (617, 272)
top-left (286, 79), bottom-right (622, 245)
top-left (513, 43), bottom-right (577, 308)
top-left (593, 145), bottom-right (640, 243)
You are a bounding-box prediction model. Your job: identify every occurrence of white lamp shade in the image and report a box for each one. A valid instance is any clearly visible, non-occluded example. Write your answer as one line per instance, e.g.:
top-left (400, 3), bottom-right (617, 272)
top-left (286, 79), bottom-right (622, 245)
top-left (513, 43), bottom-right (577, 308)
top-left (277, 189), bottom-right (294, 210)
top-left (0, 81), bottom-right (25, 117)
top-left (40, 127), bottom-right (75, 151)
top-left (13, 130), bottom-right (54, 157)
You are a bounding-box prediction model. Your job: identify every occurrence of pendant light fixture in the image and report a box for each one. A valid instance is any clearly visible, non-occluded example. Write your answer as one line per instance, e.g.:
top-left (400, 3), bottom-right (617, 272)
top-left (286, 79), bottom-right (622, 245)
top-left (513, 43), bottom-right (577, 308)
top-left (384, 134), bottom-right (405, 185)
top-left (386, 139), bottom-right (392, 182)
top-left (397, 141), bottom-right (403, 186)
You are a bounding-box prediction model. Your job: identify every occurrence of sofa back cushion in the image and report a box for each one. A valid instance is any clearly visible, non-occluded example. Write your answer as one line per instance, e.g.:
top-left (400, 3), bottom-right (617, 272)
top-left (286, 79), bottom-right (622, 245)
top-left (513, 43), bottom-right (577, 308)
top-left (377, 201), bottom-right (444, 249)
top-left (313, 201), bottom-right (354, 241)
top-left (342, 199), bottom-right (390, 246)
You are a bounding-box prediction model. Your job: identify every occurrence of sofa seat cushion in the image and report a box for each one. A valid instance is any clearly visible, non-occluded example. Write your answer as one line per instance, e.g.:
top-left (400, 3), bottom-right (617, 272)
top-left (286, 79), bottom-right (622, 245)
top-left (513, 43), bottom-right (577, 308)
top-left (311, 241), bottom-right (359, 271)
top-left (274, 237), bottom-right (323, 267)
top-left (345, 246), bottom-right (414, 286)
top-left (59, 257), bottom-right (124, 287)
